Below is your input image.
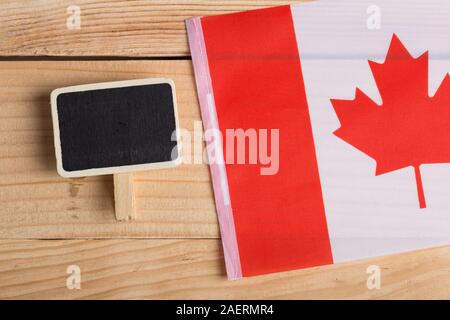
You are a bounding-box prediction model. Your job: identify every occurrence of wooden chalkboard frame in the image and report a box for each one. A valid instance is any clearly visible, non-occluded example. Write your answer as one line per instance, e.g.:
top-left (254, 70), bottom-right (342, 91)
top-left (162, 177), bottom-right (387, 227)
top-left (50, 78), bottom-right (181, 178)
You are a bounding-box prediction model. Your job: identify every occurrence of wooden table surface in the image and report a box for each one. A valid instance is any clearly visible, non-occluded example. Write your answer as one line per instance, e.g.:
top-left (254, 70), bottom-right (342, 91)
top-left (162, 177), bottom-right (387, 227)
top-left (1, 0), bottom-right (450, 299)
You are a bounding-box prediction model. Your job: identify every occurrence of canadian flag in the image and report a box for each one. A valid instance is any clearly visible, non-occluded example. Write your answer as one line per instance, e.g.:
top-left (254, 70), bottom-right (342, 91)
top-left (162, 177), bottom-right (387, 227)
top-left (186, 0), bottom-right (450, 279)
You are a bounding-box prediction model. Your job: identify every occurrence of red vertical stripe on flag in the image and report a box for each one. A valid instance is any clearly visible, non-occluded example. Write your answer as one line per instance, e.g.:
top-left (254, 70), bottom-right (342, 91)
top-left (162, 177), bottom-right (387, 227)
top-left (201, 5), bottom-right (333, 276)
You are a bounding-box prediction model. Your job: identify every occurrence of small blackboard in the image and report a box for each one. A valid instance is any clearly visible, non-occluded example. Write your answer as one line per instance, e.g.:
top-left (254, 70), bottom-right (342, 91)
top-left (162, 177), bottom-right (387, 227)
top-left (51, 79), bottom-right (181, 178)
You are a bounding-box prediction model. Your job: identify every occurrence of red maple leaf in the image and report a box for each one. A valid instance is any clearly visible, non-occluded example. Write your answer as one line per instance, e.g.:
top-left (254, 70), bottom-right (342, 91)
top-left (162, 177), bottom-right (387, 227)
top-left (331, 34), bottom-right (450, 209)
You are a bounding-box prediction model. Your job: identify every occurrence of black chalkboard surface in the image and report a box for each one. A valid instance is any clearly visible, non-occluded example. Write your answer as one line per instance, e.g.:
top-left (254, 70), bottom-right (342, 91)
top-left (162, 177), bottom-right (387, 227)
top-left (50, 79), bottom-right (181, 178)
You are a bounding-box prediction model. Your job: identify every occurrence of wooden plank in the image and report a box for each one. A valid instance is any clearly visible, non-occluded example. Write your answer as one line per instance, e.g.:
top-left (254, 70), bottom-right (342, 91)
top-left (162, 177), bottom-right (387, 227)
top-left (0, 60), bottom-right (219, 238)
top-left (1, 239), bottom-right (450, 299)
top-left (0, 0), bottom-right (303, 57)
top-left (113, 173), bottom-right (136, 221)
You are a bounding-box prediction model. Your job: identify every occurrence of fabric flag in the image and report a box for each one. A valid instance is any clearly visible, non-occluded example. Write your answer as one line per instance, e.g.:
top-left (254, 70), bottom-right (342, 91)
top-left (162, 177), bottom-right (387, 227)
top-left (186, 0), bottom-right (450, 279)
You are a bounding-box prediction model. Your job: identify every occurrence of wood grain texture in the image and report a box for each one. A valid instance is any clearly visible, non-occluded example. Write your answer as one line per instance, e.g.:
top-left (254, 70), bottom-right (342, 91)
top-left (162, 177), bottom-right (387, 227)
top-left (0, 60), bottom-right (219, 238)
top-left (1, 239), bottom-right (450, 299)
top-left (114, 173), bottom-right (136, 221)
top-left (0, 0), bottom-right (304, 57)
top-left (2, 0), bottom-right (449, 299)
